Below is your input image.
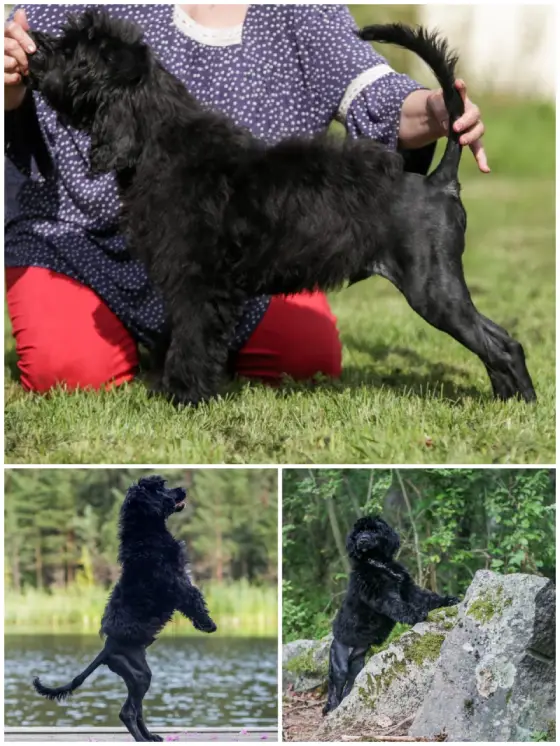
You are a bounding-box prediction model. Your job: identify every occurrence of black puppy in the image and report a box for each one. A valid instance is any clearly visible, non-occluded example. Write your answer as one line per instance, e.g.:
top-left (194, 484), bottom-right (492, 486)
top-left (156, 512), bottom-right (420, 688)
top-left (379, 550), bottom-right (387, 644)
top-left (323, 516), bottom-right (458, 715)
top-left (27, 12), bottom-right (536, 405)
top-left (33, 476), bottom-right (217, 742)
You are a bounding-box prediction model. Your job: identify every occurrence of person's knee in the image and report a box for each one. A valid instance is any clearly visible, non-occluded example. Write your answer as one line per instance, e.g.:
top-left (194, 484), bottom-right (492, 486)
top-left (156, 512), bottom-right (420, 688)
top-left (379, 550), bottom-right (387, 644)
top-left (288, 324), bottom-right (342, 380)
top-left (19, 346), bottom-right (136, 393)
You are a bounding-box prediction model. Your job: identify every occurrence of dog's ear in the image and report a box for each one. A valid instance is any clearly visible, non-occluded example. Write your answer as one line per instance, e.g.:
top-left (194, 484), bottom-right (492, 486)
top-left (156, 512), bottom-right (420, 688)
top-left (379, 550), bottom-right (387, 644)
top-left (90, 94), bottom-right (142, 174)
top-left (137, 475), bottom-right (166, 492)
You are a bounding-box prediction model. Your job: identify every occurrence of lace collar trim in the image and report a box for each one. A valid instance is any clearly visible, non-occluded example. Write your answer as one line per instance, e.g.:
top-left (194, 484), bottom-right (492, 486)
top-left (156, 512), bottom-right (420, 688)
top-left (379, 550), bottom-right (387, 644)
top-left (173, 5), bottom-right (244, 47)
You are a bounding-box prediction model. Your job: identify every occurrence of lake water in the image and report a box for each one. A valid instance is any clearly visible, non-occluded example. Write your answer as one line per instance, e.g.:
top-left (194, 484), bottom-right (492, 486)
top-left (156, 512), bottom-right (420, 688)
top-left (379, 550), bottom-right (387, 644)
top-left (5, 634), bottom-right (277, 728)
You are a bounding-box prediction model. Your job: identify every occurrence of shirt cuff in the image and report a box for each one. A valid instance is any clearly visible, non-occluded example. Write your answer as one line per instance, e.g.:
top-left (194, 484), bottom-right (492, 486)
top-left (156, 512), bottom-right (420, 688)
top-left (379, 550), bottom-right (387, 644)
top-left (341, 69), bottom-right (426, 151)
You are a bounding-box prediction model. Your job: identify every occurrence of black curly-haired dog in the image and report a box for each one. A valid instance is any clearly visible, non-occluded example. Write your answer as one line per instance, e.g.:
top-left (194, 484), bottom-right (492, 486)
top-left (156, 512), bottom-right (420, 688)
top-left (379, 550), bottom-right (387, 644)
top-left (323, 516), bottom-right (459, 715)
top-left (26, 11), bottom-right (535, 406)
top-left (32, 476), bottom-right (217, 742)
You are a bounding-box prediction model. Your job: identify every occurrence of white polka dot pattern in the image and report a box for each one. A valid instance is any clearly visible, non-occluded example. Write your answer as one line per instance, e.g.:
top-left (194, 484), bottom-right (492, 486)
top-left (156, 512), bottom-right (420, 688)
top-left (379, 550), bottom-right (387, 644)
top-left (5, 4), bottom-right (424, 350)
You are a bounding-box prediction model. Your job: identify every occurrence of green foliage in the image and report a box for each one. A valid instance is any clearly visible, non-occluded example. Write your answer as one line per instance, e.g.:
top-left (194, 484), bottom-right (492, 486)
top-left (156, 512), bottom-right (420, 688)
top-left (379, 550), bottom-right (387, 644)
top-left (4, 468), bottom-right (278, 632)
top-left (283, 468), bottom-right (554, 640)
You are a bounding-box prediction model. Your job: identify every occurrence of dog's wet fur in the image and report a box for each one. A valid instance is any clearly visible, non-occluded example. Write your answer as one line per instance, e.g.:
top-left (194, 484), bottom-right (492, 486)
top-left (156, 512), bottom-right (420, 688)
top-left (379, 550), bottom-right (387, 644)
top-left (323, 516), bottom-right (459, 714)
top-left (32, 476), bottom-right (217, 742)
top-left (27, 11), bottom-right (536, 405)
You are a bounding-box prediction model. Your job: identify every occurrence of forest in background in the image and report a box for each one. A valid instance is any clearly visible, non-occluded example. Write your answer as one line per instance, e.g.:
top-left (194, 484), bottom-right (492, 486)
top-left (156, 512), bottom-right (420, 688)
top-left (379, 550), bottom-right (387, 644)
top-left (283, 468), bottom-right (555, 641)
top-left (5, 468), bottom-right (278, 635)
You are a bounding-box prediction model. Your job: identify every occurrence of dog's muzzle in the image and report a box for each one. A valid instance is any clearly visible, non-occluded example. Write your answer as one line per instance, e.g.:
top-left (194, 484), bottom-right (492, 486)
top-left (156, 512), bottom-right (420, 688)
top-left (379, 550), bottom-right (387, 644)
top-left (173, 487), bottom-right (187, 512)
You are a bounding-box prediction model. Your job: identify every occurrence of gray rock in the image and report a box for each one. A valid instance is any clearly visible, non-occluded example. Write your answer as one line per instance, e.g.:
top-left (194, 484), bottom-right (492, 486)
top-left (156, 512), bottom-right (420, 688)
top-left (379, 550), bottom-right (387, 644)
top-left (282, 637), bottom-right (331, 693)
top-left (410, 570), bottom-right (556, 742)
top-left (315, 607), bottom-right (459, 739)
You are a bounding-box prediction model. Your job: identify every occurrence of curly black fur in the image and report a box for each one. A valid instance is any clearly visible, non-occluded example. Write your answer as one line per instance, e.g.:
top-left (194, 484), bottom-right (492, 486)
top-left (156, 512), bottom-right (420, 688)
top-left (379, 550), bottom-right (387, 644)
top-left (27, 11), bottom-right (535, 405)
top-left (323, 516), bottom-right (459, 714)
top-left (32, 475), bottom-right (216, 742)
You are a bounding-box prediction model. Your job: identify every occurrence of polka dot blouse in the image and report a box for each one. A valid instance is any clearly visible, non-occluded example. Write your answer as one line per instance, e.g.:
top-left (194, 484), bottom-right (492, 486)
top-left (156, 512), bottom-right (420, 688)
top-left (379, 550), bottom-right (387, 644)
top-left (5, 4), bottom-right (426, 350)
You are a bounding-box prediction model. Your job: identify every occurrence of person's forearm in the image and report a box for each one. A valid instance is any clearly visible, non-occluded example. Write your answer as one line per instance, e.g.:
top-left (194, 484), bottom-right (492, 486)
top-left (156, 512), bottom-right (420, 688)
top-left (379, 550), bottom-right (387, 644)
top-left (398, 89), bottom-right (441, 150)
top-left (5, 84), bottom-right (27, 111)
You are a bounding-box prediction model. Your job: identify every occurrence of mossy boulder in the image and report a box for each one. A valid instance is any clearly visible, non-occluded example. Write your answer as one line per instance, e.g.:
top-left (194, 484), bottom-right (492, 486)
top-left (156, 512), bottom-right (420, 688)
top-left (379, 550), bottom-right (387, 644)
top-left (410, 570), bottom-right (556, 742)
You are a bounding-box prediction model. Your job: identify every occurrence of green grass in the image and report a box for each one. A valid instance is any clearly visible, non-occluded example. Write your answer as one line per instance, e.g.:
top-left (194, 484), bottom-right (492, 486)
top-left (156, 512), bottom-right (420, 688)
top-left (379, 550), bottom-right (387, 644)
top-left (5, 98), bottom-right (555, 464)
top-left (5, 581), bottom-right (277, 636)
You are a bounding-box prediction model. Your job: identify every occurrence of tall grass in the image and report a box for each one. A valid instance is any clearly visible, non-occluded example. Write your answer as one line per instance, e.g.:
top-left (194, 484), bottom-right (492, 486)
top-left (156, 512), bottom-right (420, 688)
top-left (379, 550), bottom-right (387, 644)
top-left (5, 581), bottom-right (277, 636)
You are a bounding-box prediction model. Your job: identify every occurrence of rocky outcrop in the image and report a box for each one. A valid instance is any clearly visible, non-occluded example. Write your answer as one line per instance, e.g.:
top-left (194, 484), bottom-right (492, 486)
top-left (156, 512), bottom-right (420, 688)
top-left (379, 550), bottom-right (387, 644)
top-left (283, 570), bottom-right (556, 742)
top-left (409, 570), bottom-right (556, 742)
top-left (282, 637), bottom-right (331, 693)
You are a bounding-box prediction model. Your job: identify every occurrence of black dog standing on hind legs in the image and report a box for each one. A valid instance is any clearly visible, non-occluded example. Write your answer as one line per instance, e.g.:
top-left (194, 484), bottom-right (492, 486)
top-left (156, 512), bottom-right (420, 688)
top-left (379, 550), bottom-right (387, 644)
top-left (32, 476), bottom-right (217, 742)
top-left (323, 516), bottom-right (459, 715)
top-left (26, 13), bottom-right (536, 406)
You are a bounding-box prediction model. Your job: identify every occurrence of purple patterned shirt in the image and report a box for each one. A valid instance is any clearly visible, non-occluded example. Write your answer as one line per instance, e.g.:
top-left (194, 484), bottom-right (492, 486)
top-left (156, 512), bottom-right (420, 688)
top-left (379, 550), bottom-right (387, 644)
top-left (5, 4), bottom-right (426, 349)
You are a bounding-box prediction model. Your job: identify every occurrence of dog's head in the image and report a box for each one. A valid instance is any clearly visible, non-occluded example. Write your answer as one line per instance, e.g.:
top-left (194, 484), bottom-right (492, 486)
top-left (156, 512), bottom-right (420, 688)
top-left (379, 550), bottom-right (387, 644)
top-left (346, 516), bottom-right (400, 562)
top-left (121, 475), bottom-right (187, 526)
top-left (27, 9), bottom-right (152, 172)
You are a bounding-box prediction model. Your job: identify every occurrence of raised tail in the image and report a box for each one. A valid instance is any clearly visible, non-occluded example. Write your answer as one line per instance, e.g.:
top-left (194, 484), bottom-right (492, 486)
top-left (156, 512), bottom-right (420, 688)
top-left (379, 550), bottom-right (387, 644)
top-left (359, 23), bottom-right (463, 184)
top-left (33, 646), bottom-right (108, 702)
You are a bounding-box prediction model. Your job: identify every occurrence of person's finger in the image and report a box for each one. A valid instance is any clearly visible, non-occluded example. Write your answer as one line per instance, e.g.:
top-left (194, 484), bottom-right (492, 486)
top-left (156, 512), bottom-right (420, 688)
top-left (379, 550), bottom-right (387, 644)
top-left (4, 53), bottom-right (18, 71)
top-left (460, 121), bottom-right (485, 146)
top-left (454, 78), bottom-right (468, 100)
top-left (13, 9), bottom-right (30, 32)
top-left (4, 71), bottom-right (21, 85)
top-left (470, 139), bottom-right (490, 173)
top-left (454, 103), bottom-right (481, 133)
top-left (4, 37), bottom-right (29, 73)
top-left (5, 19), bottom-right (35, 54)
top-left (427, 88), bottom-right (450, 133)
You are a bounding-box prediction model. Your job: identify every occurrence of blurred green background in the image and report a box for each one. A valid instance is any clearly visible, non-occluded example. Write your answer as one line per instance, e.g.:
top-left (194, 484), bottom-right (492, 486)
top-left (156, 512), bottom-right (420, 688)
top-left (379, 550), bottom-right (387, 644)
top-left (283, 467), bottom-right (555, 642)
top-left (5, 468), bottom-right (278, 635)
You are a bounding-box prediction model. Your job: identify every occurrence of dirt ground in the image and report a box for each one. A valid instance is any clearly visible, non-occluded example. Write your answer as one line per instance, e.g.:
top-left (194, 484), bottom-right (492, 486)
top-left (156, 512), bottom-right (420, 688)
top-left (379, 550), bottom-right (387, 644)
top-left (282, 690), bottom-right (446, 742)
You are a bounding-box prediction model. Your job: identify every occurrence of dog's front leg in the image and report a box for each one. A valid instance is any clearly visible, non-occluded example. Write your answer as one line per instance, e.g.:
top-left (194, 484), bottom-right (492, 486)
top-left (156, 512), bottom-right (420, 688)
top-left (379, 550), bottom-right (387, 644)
top-left (159, 291), bottom-right (245, 407)
top-left (176, 584), bottom-right (217, 633)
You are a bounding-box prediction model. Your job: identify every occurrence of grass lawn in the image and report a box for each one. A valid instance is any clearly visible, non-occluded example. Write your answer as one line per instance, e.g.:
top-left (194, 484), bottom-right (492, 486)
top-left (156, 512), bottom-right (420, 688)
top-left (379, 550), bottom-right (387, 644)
top-left (5, 99), bottom-right (555, 465)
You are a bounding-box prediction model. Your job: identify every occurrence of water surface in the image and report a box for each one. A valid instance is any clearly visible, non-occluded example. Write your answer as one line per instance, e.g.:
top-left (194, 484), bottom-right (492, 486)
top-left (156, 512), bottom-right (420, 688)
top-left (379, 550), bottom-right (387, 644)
top-left (5, 634), bottom-right (277, 728)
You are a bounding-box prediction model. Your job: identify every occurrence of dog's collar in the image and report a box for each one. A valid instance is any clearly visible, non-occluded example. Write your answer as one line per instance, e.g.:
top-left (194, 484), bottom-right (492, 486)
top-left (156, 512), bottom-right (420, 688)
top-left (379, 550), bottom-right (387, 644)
top-left (173, 5), bottom-right (244, 47)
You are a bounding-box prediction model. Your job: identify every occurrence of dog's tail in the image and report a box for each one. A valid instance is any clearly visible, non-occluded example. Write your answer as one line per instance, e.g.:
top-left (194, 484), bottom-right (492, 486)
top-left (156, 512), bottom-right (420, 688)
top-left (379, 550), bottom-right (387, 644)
top-left (359, 23), bottom-right (463, 186)
top-left (33, 647), bottom-right (108, 701)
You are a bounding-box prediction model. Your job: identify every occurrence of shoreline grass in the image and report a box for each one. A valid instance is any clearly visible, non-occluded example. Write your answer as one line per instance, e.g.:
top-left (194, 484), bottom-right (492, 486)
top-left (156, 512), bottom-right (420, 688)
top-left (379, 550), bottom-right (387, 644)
top-left (5, 581), bottom-right (278, 636)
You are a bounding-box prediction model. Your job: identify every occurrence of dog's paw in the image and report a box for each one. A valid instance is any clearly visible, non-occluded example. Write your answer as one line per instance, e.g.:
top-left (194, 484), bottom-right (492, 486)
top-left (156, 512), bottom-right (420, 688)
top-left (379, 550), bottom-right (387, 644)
top-left (194, 618), bottom-right (217, 633)
top-left (444, 595), bottom-right (461, 606)
top-left (148, 380), bottom-right (204, 409)
top-left (147, 733), bottom-right (163, 742)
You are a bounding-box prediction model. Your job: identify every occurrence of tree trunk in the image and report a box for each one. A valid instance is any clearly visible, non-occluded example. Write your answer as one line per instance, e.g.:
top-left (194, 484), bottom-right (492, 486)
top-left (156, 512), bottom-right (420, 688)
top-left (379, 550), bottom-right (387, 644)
top-left (35, 537), bottom-right (43, 590)
top-left (326, 495), bottom-right (350, 574)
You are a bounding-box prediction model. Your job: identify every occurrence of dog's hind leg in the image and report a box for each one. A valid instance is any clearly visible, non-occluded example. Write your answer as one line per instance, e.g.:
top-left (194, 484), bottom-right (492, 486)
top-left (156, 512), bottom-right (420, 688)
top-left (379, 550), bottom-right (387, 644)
top-left (341, 645), bottom-right (369, 701)
top-left (106, 646), bottom-right (161, 742)
top-left (323, 639), bottom-right (351, 715)
top-left (395, 251), bottom-right (536, 402)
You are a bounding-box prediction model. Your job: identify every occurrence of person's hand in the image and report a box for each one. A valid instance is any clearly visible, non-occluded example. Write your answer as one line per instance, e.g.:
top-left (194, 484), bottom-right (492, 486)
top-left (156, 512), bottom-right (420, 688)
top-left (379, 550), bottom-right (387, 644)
top-left (427, 78), bottom-right (490, 173)
top-left (4, 9), bottom-right (35, 110)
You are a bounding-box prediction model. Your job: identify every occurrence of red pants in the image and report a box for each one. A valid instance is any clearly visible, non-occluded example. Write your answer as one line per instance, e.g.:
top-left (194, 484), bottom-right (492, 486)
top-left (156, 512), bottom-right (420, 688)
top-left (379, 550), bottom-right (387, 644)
top-left (6, 267), bottom-right (342, 393)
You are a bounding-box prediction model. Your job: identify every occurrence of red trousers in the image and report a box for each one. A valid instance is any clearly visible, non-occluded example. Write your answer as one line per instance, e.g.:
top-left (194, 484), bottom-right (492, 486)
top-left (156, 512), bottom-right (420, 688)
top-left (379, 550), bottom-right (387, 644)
top-left (6, 267), bottom-right (342, 393)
